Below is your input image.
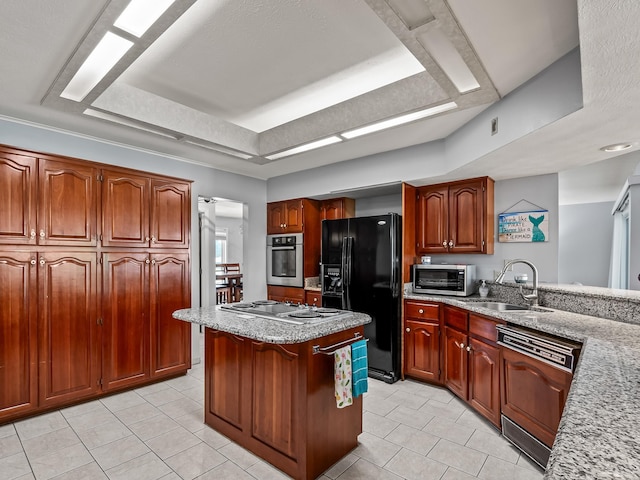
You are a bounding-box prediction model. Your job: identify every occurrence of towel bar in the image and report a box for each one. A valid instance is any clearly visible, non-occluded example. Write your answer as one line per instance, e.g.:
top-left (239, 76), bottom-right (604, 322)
top-left (312, 333), bottom-right (367, 355)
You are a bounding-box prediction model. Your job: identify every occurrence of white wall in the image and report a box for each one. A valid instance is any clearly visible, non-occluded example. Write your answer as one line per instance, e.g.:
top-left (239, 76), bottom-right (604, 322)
top-left (215, 215), bottom-right (244, 265)
top-left (629, 180), bottom-right (640, 290)
top-left (355, 194), bottom-right (402, 217)
top-left (559, 201), bottom-right (614, 287)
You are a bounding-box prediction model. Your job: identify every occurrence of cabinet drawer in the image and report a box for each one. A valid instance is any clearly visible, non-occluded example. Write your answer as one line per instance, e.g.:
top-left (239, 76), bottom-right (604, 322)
top-left (444, 306), bottom-right (468, 331)
top-left (469, 314), bottom-right (504, 343)
top-left (405, 301), bottom-right (439, 321)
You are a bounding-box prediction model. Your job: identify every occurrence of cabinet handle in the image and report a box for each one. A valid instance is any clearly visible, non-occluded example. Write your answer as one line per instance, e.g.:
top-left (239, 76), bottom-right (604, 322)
top-left (406, 328), bottom-right (411, 333)
top-left (30, 258), bottom-right (36, 265)
top-left (151, 259), bottom-right (156, 265)
top-left (151, 236), bottom-right (157, 244)
top-left (459, 342), bottom-right (465, 349)
top-left (146, 236), bottom-right (151, 242)
top-left (39, 229), bottom-right (45, 238)
top-left (145, 259), bottom-right (150, 264)
top-left (418, 309), bottom-right (424, 314)
top-left (39, 257), bottom-right (45, 266)
top-left (442, 241), bottom-right (448, 247)
top-left (466, 346), bottom-right (472, 352)
top-left (449, 240), bottom-right (454, 248)
top-left (30, 229), bottom-right (36, 239)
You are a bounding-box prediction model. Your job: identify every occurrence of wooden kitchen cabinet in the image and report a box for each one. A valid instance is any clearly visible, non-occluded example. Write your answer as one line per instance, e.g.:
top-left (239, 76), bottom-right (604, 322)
top-left (443, 306), bottom-right (503, 427)
top-left (305, 290), bottom-right (321, 306)
top-left (321, 197), bottom-right (355, 221)
top-left (416, 177), bottom-right (494, 254)
top-left (501, 346), bottom-right (573, 447)
top-left (204, 326), bottom-right (363, 480)
top-left (38, 252), bottom-right (100, 408)
top-left (103, 251), bottom-right (191, 390)
top-left (268, 285), bottom-right (305, 304)
top-left (267, 199), bottom-right (304, 234)
top-left (150, 252), bottom-right (191, 378)
top-left (102, 169), bottom-right (190, 248)
top-left (0, 252), bottom-right (37, 422)
top-left (404, 301), bottom-right (441, 382)
top-left (0, 148), bottom-right (98, 247)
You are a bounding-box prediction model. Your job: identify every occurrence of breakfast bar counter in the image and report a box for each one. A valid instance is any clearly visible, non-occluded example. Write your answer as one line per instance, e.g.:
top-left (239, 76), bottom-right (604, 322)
top-left (173, 304), bottom-right (371, 480)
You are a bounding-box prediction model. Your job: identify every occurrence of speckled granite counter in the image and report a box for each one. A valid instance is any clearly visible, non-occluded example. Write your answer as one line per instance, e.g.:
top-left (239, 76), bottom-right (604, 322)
top-left (173, 305), bottom-right (370, 344)
top-left (404, 291), bottom-right (640, 480)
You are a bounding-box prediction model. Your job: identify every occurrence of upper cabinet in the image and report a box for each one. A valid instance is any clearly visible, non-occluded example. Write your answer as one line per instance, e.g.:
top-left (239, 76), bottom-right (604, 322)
top-left (0, 149), bottom-right (98, 246)
top-left (267, 199), bottom-right (305, 234)
top-left (416, 177), bottom-right (494, 254)
top-left (320, 197), bottom-right (355, 221)
top-left (102, 169), bottom-right (190, 248)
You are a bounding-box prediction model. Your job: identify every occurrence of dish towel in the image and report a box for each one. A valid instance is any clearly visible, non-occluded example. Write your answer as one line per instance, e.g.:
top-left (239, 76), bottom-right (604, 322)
top-left (351, 339), bottom-right (369, 398)
top-left (334, 345), bottom-right (353, 408)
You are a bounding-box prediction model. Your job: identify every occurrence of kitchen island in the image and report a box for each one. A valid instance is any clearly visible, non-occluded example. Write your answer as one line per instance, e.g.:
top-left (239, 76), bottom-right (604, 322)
top-left (173, 304), bottom-right (371, 480)
top-left (405, 284), bottom-right (640, 480)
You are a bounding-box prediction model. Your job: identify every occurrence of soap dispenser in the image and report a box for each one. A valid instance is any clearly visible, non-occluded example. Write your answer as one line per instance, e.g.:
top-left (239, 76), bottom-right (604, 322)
top-left (479, 280), bottom-right (489, 298)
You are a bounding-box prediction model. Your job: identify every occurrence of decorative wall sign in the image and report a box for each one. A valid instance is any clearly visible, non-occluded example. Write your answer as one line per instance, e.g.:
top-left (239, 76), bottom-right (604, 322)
top-left (498, 209), bottom-right (549, 243)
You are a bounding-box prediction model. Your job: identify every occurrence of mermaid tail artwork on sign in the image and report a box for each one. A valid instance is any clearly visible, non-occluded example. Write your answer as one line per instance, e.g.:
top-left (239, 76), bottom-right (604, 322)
top-left (498, 209), bottom-right (549, 243)
top-left (529, 215), bottom-right (546, 242)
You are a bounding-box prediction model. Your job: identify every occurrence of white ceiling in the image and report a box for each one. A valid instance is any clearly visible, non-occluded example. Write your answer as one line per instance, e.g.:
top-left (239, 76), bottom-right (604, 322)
top-left (1, 0), bottom-right (638, 202)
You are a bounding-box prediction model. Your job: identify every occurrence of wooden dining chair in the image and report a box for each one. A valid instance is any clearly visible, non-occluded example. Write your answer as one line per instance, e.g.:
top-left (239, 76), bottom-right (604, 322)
top-left (215, 263), bottom-right (231, 304)
top-left (223, 263), bottom-right (242, 302)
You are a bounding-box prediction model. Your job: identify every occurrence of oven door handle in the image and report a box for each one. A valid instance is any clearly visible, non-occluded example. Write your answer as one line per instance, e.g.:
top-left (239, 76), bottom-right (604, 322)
top-left (270, 246), bottom-right (296, 250)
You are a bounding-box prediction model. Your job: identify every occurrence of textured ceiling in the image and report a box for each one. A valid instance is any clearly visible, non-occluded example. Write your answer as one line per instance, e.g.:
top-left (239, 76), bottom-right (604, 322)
top-left (1, 0), bottom-right (636, 202)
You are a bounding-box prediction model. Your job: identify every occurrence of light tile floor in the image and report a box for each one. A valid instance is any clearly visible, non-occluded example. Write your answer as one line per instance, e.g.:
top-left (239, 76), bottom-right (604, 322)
top-left (0, 349), bottom-right (544, 480)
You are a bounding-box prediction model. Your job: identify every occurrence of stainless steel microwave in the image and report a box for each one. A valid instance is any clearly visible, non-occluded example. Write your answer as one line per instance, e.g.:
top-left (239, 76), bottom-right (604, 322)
top-left (412, 264), bottom-right (477, 296)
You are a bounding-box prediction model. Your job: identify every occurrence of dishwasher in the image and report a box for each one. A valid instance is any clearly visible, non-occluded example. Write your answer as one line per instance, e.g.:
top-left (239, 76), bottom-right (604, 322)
top-left (497, 324), bottom-right (582, 469)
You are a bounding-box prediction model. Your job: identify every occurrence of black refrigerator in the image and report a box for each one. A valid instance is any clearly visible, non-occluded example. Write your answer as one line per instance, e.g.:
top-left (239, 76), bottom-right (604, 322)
top-left (321, 213), bottom-right (401, 383)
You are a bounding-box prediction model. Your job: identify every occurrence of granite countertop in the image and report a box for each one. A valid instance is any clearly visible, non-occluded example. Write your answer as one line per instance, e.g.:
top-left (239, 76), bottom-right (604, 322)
top-left (173, 306), bottom-right (370, 344)
top-left (404, 293), bottom-right (640, 480)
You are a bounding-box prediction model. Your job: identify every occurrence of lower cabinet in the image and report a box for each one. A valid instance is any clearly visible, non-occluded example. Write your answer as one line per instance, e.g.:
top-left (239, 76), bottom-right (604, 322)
top-left (0, 250), bottom-right (190, 423)
top-left (305, 290), bottom-right (321, 306)
top-left (267, 285), bottom-right (305, 304)
top-left (204, 327), bottom-right (363, 480)
top-left (443, 306), bottom-right (503, 427)
top-left (404, 301), bottom-right (441, 382)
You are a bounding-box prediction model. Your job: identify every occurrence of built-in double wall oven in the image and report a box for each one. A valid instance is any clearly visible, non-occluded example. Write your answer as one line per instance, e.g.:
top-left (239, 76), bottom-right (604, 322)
top-left (266, 233), bottom-right (304, 287)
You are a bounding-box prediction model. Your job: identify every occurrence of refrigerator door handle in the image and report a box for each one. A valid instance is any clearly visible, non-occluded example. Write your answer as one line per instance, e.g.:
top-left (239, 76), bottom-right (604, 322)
top-left (341, 237), bottom-right (349, 310)
top-left (390, 215), bottom-right (399, 298)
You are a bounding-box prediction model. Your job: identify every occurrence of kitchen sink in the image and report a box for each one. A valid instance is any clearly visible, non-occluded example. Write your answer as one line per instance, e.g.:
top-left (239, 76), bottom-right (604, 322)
top-left (471, 302), bottom-right (530, 311)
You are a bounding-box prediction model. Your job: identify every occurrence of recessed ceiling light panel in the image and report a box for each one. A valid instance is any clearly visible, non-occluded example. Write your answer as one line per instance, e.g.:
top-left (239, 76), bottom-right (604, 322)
top-left (60, 32), bottom-right (133, 102)
top-left (265, 136), bottom-right (343, 160)
top-left (114, 0), bottom-right (176, 37)
top-left (341, 102), bottom-right (457, 139)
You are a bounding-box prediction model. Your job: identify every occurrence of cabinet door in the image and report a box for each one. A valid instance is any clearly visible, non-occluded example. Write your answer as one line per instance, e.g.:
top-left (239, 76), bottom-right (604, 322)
top-left (501, 347), bottom-right (572, 448)
top-left (321, 198), bottom-right (354, 221)
top-left (468, 338), bottom-right (501, 427)
top-left (305, 291), bottom-right (321, 306)
top-left (102, 170), bottom-right (150, 247)
top-left (416, 185), bottom-right (449, 253)
top-left (444, 326), bottom-right (467, 400)
top-left (267, 202), bottom-right (286, 234)
top-left (284, 200), bottom-right (304, 233)
top-left (102, 252), bottom-right (150, 390)
top-left (404, 320), bottom-right (440, 382)
top-left (0, 252), bottom-right (37, 420)
top-left (38, 252), bottom-right (99, 407)
top-left (38, 159), bottom-right (98, 246)
top-left (150, 253), bottom-right (191, 377)
top-left (0, 151), bottom-right (37, 245)
top-left (448, 180), bottom-right (484, 253)
top-left (150, 180), bottom-right (190, 248)
top-left (252, 342), bottom-right (299, 459)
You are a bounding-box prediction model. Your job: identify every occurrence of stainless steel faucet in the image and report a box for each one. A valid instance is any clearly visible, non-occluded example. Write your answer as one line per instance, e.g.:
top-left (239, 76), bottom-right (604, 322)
top-left (495, 259), bottom-right (539, 306)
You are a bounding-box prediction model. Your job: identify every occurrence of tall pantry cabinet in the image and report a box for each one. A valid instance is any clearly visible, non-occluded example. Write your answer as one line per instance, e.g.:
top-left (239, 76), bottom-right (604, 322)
top-left (0, 145), bottom-right (192, 423)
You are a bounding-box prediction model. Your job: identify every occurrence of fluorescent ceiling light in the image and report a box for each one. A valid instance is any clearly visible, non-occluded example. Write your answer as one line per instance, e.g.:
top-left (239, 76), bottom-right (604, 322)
top-left (114, 0), bottom-right (175, 37)
top-left (83, 108), bottom-right (179, 139)
top-left (417, 28), bottom-right (480, 93)
top-left (60, 32), bottom-right (133, 102)
top-left (265, 136), bottom-right (343, 160)
top-left (341, 102), bottom-right (457, 139)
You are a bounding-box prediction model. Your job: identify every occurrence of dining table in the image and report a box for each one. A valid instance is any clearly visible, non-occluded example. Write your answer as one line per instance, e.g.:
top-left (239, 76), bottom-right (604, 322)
top-left (216, 272), bottom-right (243, 303)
